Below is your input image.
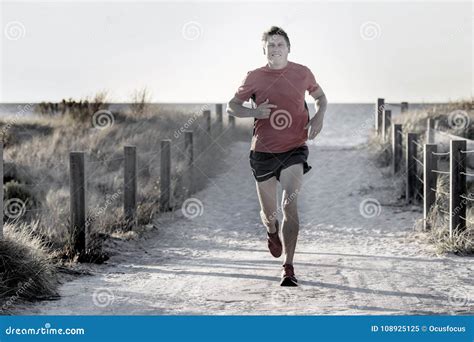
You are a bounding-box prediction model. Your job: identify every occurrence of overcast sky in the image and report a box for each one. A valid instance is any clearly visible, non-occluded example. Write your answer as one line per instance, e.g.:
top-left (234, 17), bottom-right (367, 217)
top-left (1, 0), bottom-right (472, 103)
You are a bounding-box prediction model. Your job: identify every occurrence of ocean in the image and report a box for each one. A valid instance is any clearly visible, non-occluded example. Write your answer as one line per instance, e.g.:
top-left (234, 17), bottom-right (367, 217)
top-left (0, 102), bottom-right (438, 148)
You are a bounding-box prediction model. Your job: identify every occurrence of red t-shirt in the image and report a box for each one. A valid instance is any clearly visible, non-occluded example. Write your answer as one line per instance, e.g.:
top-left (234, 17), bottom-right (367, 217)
top-left (234, 61), bottom-right (320, 153)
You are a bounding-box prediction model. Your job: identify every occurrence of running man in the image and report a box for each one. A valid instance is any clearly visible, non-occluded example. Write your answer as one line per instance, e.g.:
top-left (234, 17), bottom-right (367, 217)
top-left (226, 26), bottom-right (328, 286)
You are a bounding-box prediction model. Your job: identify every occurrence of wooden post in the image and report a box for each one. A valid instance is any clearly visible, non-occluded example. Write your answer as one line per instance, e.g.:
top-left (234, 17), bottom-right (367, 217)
top-left (124, 145), bottom-right (137, 230)
top-left (405, 133), bottom-right (418, 204)
top-left (375, 98), bottom-right (384, 135)
top-left (382, 109), bottom-right (391, 141)
top-left (392, 124), bottom-right (402, 174)
top-left (426, 118), bottom-right (435, 144)
top-left (0, 143), bottom-right (3, 239)
top-left (216, 104), bottom-right (223, 132)
top-left (184, 130), bottom-right (194, 196)
top-left (401, 102), bottom-right (409, 113)
top-left (203, 110), bottom-right (211, 136)
top-left (70, 151), bottom-right (87, 253)
top-left (423, 144), bottom-right (438, 230)
top-left (415, 138), bottom-right (423, 203)
top-left (228, 115), bottom-right (235, 128)
top-left (450, 140), bottom-right (467, 236)
top-left (160, 139), bottom-right (171, 212)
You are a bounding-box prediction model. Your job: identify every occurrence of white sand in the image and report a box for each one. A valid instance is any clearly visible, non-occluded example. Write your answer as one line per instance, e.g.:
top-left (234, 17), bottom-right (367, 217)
top-left (13, 141), bottom-right (474, 315)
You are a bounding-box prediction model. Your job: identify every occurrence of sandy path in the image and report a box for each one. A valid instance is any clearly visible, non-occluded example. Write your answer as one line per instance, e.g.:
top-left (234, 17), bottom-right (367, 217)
top-left (14, 141), bottom-right (473, 315)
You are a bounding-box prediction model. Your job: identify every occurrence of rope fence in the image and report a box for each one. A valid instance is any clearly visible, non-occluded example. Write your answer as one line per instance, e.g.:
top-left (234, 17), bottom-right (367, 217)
top-left (0, 104), bottom-right (234, 254)
top-left (376, 98), bottom-right (473, 235)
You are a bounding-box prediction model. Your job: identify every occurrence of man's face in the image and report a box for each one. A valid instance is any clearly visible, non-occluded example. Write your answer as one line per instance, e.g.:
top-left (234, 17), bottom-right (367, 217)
top-left (264, 34), bottom-right (290, 64)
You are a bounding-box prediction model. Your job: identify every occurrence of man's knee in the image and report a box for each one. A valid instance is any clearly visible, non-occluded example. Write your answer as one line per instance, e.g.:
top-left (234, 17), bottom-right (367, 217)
top-left (282, 196), bottom-right (299, 222)
top-left (282, 187), bottom-right (299, 209)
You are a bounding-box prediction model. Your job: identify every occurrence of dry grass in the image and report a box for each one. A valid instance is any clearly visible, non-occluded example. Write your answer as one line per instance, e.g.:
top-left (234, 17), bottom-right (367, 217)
top-left (0, 91), bottom-right (253, 309)
top-left (0, 221), bottom-right (59, 313)
top-left (367, 98), bottom-right (473, 254)
top-left (1, 97), bottom-right (251, 259)
top-left (37, 91), bottom-right (109, 124)
top-left (391, 97), bottom-right (473, 139)
top-left (129, 88), bottom-right (152, 116)
top-left (367, 133), bottom-right (391, 167)
top-left (424, 176), bottom-right (474, 255)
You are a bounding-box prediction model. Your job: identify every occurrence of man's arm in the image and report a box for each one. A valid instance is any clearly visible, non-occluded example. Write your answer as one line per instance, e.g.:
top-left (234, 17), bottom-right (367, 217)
top-left (226, 96), bottom-right (277, 119)
top-left (305, 87), bottom-right (328, 139)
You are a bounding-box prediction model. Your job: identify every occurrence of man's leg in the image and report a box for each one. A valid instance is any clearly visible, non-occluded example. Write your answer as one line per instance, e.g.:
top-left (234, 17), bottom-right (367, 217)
top-left (279, 163), bottom-right (303, 265)
top-left (255, 176), bottom-right (278, 233)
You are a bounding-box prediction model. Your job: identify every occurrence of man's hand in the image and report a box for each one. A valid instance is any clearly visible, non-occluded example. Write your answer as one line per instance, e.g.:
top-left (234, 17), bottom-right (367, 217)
top-left (305, 89), bottom-right (327, 140)
top-left (254, 99), bottom-right (277, 119)
top-left (304, 116), bottom-right (323, 140)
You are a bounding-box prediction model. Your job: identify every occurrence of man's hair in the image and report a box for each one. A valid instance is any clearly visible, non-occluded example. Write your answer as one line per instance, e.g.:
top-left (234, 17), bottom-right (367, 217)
top-left (261, 26), bottom-right (291, 48)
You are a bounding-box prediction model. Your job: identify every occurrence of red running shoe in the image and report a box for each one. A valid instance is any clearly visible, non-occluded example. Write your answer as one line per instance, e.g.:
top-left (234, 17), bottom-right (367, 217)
top-left (281, 264), bottom-right (298, 286)
top-left (267, 220), bottom-right (282, 258)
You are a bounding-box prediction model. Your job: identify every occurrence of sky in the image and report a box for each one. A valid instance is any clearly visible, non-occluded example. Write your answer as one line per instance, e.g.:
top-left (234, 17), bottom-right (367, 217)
top-left (0, 0), bottom-right (472, 103)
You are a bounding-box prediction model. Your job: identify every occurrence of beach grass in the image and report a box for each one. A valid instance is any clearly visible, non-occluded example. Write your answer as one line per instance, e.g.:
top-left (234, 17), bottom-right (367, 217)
top-left (368, 98), bottom-right (473, 255)
top-left (0, 221), bottom-right (59, 313)
top-left (0, 94), bottom-right (251, 306)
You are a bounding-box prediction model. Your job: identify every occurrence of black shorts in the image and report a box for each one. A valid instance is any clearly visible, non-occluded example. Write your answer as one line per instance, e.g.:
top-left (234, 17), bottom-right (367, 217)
top-left (249, 145), bottom-right (312, 182)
